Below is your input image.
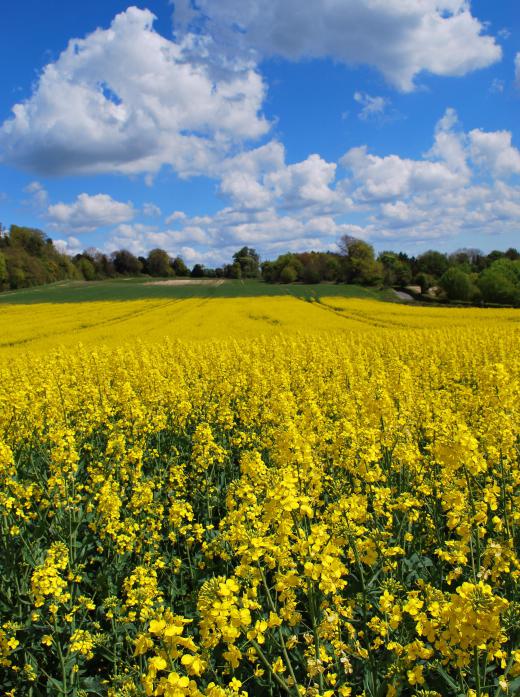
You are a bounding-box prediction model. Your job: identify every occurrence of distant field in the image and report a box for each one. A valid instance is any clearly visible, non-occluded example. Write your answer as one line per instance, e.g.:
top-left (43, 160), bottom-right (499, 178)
top-left (0, 277), bottom-right (393, 304)
top-left (0, 294), bottom-right (518, 356)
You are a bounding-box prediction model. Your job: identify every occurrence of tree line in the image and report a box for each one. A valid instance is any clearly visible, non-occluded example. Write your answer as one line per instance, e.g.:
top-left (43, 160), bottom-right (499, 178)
top-left (0, 224), bottom-right (519, 305)
top-left (261, 237), bottom-right (520, 305)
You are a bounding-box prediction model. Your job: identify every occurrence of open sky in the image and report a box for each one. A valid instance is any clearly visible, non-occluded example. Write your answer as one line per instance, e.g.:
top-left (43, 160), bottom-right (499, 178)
top-left (0, 1), bottom-right (519, 266)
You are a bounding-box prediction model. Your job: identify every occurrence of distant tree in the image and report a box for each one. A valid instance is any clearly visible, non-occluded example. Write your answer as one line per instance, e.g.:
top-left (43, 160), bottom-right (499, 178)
top-left (321, 254), bottom-right (342, 282)
top-left (91, 250), bottom-right (115, 277)
top-left (440, 268), bottom-right (475, 301)
top-left (261, 261), bottom-right (276, 282)
top-left (477, 260), bottom-right (520, 305)
top-left (147, 248), bottom-right (172, 277)
top-left (172, 256), bottom-right (189, 277)
top-left (8, 265), bottom-right (26, 289)
top-left (279, 264), bottom-right (298, 284)
top-left (191, 263), bottom-right (205, 278)
top-left (302, 263), bottom-right (321, 284)
top-left (450, 248), bottom-right (484, 272)
top-left (297, 252), bottom-right (327, 284)
top-left (416, 250), bottom-right (449, 279)
top-left (224, 262), bottom-right (242, 279)
top-left (232, 247), bottom-right (260, 278)
top-left (340, 237), bottom-right (383, 285)
top-left (77, 257), bottom-right (96, 281)
top-left (505, 247), bottom-right (520, 261)
top-left (378, 251), bottom-right (412, 287)
top-left (0, 251), bottom-right (7, 287)
top-left (111, 249), bottom-right (142, 275)
top-left (138, 256), bottom-right (149, 274)
top-left (9, 225), bottom-right (47, 256)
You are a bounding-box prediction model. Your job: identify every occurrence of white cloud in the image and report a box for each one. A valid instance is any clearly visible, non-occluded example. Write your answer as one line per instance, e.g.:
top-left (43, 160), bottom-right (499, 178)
top-left (143, 202), bottom-right (162, 217)
top-left (154, 109), bottom-right (520, 258)
top-left (100, 107), bottom-right (519, 262)
top-left (32, 106), bottom-right (520, 264)
top-left (0, 7), bottom-right (268, 177)
top-left (175, 0), bottom-right (501, 91)
top-left (515, 53), bottom-right (520, 84)
top-left (340, 146), bottom-right (464, 201)
top-left (469, 129), bottom-right (520, 177)
top-left (47, 193), bottom-right (135, 232)
top-left (266, 154), bottom-right (337, 207)
top-left (218, 142), bottom-right (340, 212)
top-left (427, 107), bottom-right (470, 177)
top-left (24, 181), bottom-right (48, 207)
top-left (165, 210), bottom-right (188, 225)
top-left (54, 236), bottom-right (83, 255)
top-left (353, 92), bottom-right (388, 120)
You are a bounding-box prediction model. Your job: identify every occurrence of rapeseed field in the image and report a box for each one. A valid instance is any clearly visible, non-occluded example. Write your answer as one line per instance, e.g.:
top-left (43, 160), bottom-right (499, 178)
top-left (0, 297), bottom-right (519, 696)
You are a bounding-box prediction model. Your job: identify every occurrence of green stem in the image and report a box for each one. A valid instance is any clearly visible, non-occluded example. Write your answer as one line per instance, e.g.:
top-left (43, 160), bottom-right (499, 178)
top-left (474, 648), bottom-right (481, 697)
top-left (258, 566), bottom-right (299, 692)
top-left (250, 639), bottom-right (293, 694)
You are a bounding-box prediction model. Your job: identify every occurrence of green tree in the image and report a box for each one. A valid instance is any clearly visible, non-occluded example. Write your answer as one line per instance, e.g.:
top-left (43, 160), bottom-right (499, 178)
top-left (77, 257), bottom-right (97, 281)
top-left (478, 260), bottom-right (520, 305)
top-left (0, 251), bottom-right (7, 287)
top-left (232, 247), bottom-right (260, 278)
top-left (321, 254), bottom-right (342, 282)
top-left (172, 256), bottom-right (189, 276)
top-left (224, 262), bottom-right (242, 279)
top-left (9, 225), bottom-right (47, 256)
top-left (302, 263), bottom-right (321, 284)
top-left (8, 264), bottom-right (26, 289)
top-left (416, 250), bottom-right (449, 278)
top-left (340, 237), bottom-right (383, 285)
top-left (111, 249), bottom-right (142, 275)
top-left (279, 264), bottom-right (298, 284)
top-left (147, 248), bottom-right (172, 277)
top-left (439, 267), bottom-right (475, 301)
top-left (378, 251), bottom-right (412, 287)
top-left (191, 263), bottom-right (205, 278)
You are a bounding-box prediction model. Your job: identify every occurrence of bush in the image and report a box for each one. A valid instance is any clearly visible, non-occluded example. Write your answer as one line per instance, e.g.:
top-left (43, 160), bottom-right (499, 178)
top-left (440, 268), bottom-right (475, 301)
top-left (279, 264), bottom-right (298, 283)
top-left (478, 269), bottom-right (520, 305)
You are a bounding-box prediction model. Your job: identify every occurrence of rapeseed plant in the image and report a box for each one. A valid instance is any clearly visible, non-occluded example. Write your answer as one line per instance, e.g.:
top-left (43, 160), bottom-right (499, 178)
top-left (0, 300), bottom-right (518, 695)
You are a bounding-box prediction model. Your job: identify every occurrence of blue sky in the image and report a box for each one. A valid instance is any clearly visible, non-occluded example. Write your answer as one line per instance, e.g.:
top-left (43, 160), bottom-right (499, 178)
top-left (0, 0), bottom-right (519, 266)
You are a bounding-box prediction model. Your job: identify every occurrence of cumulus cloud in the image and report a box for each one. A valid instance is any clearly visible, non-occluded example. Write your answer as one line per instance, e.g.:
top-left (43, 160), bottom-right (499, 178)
top-left (427, 107), bottom-right (470, 177)
top-left (32, 107), bottom-right (520, 264)
top-left (469, 129), bottom-right (520, 177)
top-left (124, 108), bottom-right (520, 261)
top-left (174, 0), bottom-right (501, 91)
top-left (47, 193), bottom-right (135, 232)
top-left (340, 146), bottom-right (464, 202)
top-left (0, 7), bottom-right (268, 177)
top-left (218, 142), bottom-right (341, 212)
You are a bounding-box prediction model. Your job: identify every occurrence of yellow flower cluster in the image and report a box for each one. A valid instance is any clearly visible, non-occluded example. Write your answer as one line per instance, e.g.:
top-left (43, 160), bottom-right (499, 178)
top-left (30, 542), bottom-right (70, 609)
top-left (0, 298), bottom-right (518, 696)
